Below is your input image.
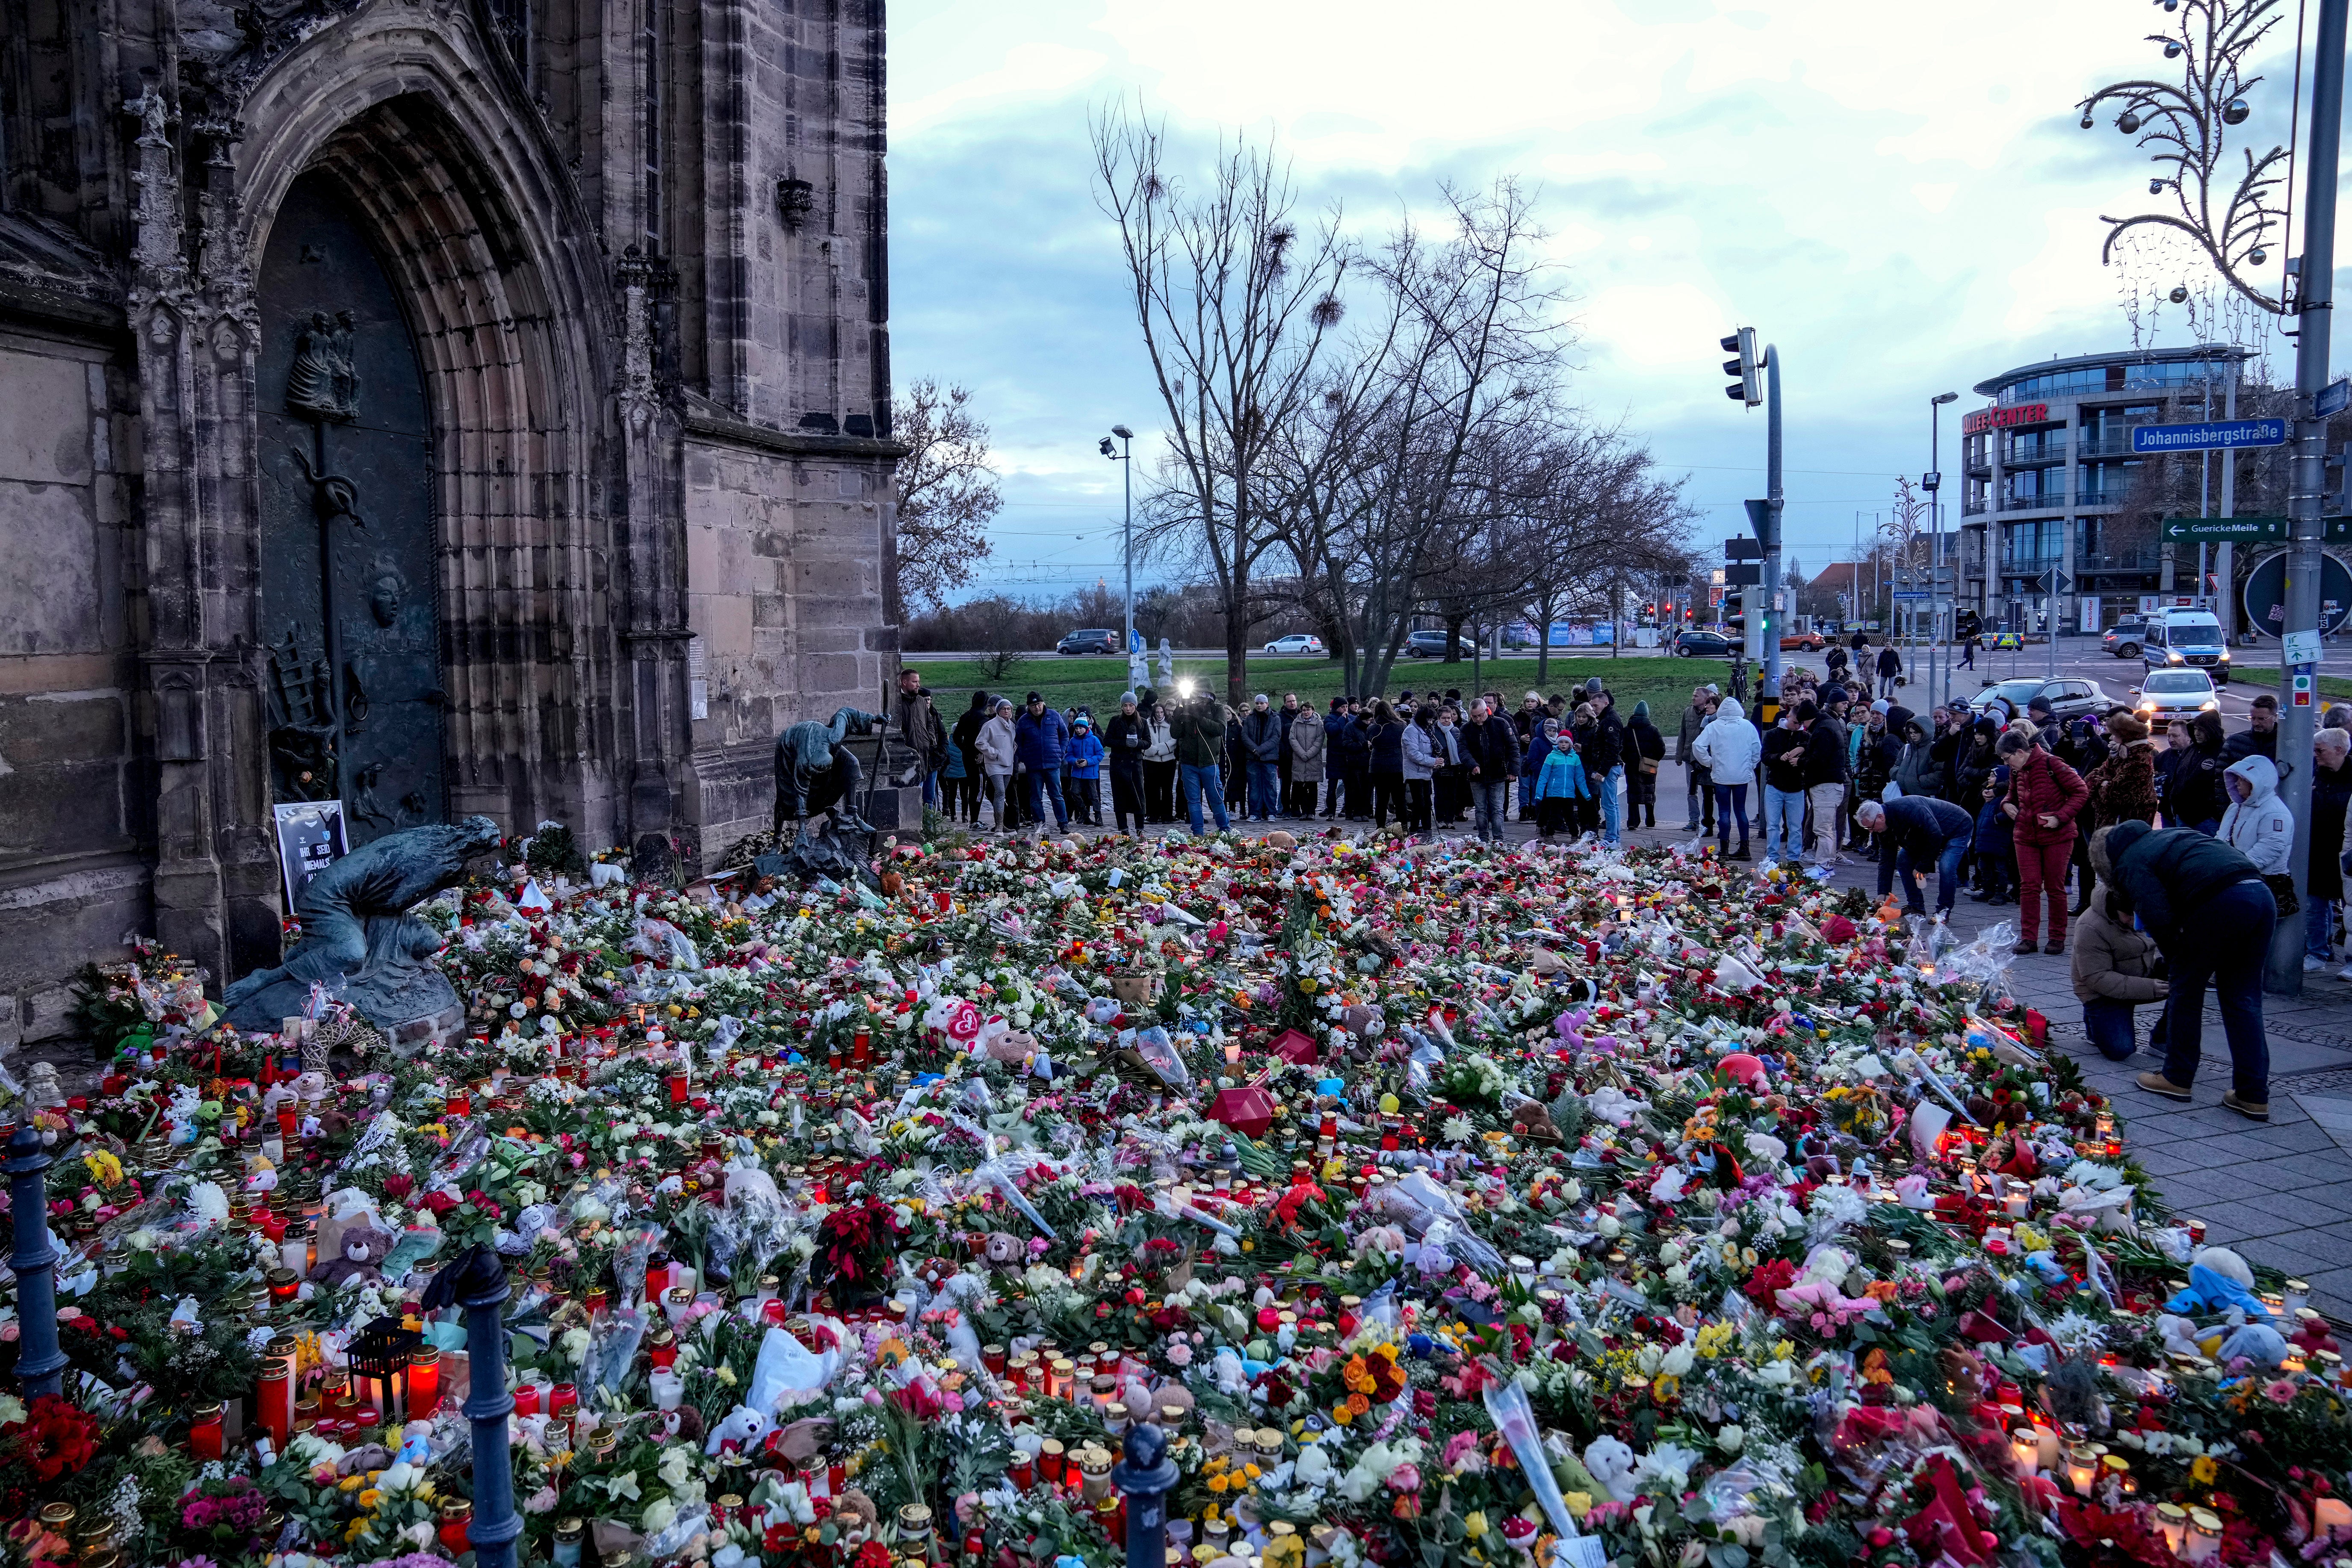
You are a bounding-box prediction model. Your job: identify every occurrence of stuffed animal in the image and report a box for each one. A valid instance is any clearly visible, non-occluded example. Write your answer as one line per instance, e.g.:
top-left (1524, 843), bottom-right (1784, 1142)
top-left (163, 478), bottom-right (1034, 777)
top-left (1582, 1435), bottom-right (1639, 1503)
top-left (311, 1221), bottom-right (396, 1287)
top-left (705, 1403), bottom-right (771, 1457)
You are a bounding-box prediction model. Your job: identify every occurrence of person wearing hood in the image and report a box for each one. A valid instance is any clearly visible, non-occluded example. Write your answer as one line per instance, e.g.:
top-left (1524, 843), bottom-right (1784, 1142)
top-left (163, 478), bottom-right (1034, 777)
top-left (949, 690), bottom-right (993, 826)
top-left (1691, 695), bottom-right (1761, 860)
top-left (1105, 694), bottom-right (1149, 836)
top-left (2219, 753), bottom-right (2294, 877)
top-left (1890, 709), bottom-right (1944, 800)
top-left (2000, 727), bottom-right (2089, 954)
top-left (1138, 689), bottom-right (1178, 823)
top-left (1627, 700), bottom-right (1666, 830)
top-left (2072, 825), bottom-right (2169, 1060)
top-left (1063, 715), bottom-right (1106, 825)
top-left (2107, 817), bottom-right (2277, 1120)
top-left (1678, 685), bottom-right (1717, 834)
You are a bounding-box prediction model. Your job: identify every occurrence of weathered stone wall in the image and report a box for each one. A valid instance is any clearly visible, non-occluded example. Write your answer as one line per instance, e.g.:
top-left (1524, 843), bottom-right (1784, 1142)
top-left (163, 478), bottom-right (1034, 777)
top-left (0, 0), bottom-right (901, 1031)
top-left (0, 325), bottom-right (148, 1045)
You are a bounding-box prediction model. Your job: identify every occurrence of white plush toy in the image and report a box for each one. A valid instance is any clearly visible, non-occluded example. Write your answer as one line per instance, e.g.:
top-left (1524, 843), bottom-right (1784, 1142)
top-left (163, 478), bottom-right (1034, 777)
top-left (1582, 1435), bottom-right (1639, 1503)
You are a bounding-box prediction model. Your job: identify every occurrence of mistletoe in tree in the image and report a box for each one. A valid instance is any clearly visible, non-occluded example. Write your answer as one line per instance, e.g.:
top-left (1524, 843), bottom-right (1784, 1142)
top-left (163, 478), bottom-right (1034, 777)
top-left (2074, 0), bottom-right (2293, 313)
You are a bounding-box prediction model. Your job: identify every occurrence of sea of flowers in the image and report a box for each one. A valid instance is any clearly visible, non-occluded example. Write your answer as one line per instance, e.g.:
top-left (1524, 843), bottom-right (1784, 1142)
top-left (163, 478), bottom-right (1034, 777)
top-left (7, 824), bottom-right (2352, 1568)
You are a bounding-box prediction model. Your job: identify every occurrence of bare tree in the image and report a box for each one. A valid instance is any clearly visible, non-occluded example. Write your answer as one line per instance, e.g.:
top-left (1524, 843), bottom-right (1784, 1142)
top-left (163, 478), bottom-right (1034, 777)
top-left (891, 380), bottom-right (1004, 618)
top-left (1093, 103), bottom-right (1347, 709)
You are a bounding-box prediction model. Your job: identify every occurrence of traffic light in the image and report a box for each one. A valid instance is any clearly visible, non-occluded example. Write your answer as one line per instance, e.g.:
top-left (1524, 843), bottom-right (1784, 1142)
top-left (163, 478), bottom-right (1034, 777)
top-left (1720, 327), bottom-right (1760, 406)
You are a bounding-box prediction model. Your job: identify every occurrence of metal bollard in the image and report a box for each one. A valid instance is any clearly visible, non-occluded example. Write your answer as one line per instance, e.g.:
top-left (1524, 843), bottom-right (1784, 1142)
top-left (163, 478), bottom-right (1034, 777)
top-left (6, 1123), bottom-right (65, 1398)
top-left (1110, 1423), bottom-right (1179, 1568)
top-left (459, 1251), bottom-right (523, 1568)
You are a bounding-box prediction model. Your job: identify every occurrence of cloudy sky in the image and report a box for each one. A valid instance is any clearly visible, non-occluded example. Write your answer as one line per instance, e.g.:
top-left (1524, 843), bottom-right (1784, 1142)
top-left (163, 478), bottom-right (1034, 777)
top-left (886, 0), bottom-right (2324, 607)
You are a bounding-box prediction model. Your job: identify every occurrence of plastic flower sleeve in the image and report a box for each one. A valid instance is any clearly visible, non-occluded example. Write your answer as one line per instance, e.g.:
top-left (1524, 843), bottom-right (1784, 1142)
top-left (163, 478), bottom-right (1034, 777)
top-left (974, 1157), bottom-right (1059, 1240)
top-left (1482, 1376), bottom-right (1604, 1568)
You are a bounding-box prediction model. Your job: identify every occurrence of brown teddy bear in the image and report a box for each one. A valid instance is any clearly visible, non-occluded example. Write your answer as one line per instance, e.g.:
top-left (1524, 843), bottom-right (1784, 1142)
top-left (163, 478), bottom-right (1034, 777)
top-left (310, 1221), bottom-right (396, 1287)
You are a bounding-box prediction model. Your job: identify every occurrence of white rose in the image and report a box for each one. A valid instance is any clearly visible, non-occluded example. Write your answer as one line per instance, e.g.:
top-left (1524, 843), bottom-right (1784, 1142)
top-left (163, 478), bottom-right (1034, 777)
top-left (1716, 1425), bottom-right (1745, 1454)
top-left (641, 1498), bottom-right (677, 1534)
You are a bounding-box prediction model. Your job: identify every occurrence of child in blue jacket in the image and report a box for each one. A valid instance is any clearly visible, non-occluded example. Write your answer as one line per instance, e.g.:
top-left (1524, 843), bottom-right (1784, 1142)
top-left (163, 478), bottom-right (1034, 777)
top-left (1533, 732), bottom-right (1589, 840)
top-left (1064, 717), bottom-right (1107, 826)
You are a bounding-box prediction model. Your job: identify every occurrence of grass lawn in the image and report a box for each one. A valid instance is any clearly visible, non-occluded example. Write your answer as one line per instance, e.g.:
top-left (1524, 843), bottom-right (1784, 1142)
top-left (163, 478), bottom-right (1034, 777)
top-left (2211, 665), bottom-right (2352, 699)
top-left (913, 654), bottom-right (1717, 722)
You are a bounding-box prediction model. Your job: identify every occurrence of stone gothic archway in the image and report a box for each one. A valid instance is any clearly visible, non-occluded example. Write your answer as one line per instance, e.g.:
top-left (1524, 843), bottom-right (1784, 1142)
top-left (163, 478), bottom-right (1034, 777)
top-left (131, 4), bottom-right (691, 980)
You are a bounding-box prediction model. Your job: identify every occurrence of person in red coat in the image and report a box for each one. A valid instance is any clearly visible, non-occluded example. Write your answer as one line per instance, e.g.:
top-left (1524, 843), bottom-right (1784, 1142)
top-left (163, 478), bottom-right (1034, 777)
top-left (2000, 729), bottom-right (2090, 954)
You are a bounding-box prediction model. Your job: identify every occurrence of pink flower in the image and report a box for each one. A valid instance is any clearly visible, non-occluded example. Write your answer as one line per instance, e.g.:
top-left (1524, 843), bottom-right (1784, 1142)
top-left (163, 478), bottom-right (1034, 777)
top-left (1386, 1463), bottom-right (1421, 1493)
top-left (1165, 1342), bottom-right (1193, 1367)
top-left (1442, 1430), bottom-right (1484, 1473)
top-left (2263, 1378), bottom-right (2300, 1405)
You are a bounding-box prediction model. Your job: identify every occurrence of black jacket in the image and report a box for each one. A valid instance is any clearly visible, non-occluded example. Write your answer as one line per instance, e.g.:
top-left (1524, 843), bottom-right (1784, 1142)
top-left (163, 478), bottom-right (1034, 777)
top-left (2222, 724), bottom-right (2279, 766)
top-left (2108, 821), bottom-right (2262, 945)
top-left (1629, 715), bottom-right (1667, 765)
top-left (1370, 720), bottom-right (1405, 774)
top-left (1804, 715), bottom-right (1849, 786)
top-left (1105, 710), bottom-right (1149, 774)
top-left (1584, 708), bottom-right (1625, 775)
top-left (1762, 726), bottom-right (1807, 792)
top-left (1241, 709), bottom-right (1284, 762)
top-left (1332, 715), bottom-right (1371, 770)
top-left (1463, 713), bottom-right (1521, 777)
top-left (1891, 721), bottom-right (1944, 800)
top-left (2165, 739), bottom-right (2231, 827)
top-left (1883, 794), bottom-right (1976, 851)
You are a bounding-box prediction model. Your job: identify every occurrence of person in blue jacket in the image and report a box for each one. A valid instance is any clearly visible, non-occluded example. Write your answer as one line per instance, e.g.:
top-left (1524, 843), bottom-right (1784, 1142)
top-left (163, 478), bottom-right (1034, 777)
top-left (1063, 715), bottom-right (1106, 826)
top-left (1014, 692), bottom-right (1071, 833)
top-left (1532, 726), bottom-right (1588, 840)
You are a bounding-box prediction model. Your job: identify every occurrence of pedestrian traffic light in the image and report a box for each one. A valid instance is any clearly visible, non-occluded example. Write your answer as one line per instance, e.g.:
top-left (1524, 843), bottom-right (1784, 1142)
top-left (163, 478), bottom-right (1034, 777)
top-left (1720, 327), bottom-right (1760, 407)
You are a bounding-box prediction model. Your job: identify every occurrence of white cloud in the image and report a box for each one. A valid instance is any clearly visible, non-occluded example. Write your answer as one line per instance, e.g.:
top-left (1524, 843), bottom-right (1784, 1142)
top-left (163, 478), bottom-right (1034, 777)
top-left (885, 0), bottom-right (2323, 590)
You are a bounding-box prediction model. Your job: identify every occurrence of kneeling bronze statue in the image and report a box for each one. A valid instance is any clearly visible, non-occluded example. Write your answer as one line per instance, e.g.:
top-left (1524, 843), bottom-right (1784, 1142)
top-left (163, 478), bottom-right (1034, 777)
top-left (773, 707), bottom-right (888, 838)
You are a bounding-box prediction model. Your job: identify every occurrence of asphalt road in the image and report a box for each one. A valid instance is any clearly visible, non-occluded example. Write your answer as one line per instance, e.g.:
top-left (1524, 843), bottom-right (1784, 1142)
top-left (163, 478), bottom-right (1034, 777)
top-left (1767, 636), bottom-right (2297, 723)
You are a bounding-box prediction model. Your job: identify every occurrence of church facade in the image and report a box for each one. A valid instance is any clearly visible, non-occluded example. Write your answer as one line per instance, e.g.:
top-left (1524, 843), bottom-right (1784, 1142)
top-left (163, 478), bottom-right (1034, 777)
top-left (0, 0), bottom-right (902, 1042)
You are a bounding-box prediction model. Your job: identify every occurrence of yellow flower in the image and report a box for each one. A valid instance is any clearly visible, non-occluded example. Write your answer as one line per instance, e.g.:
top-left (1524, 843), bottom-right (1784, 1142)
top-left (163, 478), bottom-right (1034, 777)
top-left (2191, 1455), bottom-right (2219, 1485)
top-left (1330, 1402), bottom-right (1354, 1426)
top-left (357, 1489), bottom-right (381, 1510)
top-left (1208, 1474), bottom-right (1231, 1494)
top-left (1463, 1513), bottom-right (1489, 1540)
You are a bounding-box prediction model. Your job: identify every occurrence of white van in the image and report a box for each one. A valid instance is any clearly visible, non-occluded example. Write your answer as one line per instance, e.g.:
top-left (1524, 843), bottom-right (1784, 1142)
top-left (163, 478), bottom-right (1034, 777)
top-left (2140, 609), bottom-right (2231, 684)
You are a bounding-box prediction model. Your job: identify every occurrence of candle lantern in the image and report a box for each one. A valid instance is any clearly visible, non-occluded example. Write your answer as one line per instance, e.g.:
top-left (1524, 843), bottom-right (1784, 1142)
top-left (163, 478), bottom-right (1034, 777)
top-left (2185, 1508), bottom-right (2222, 1564)
top-left (348, 1315), bottom-right (424, 1426)
top-left (408, 1347), bottom-right (442, 1417)
top-left (2008, 1428), bottom-right (2038, 1475)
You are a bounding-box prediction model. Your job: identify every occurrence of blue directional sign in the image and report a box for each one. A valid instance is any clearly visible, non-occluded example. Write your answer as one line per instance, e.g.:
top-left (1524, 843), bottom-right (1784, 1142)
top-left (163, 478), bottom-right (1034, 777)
top-left (2321, 377), bottom-right (2352, 419)
top-left (2131, 417), bottom-right (2289, 454)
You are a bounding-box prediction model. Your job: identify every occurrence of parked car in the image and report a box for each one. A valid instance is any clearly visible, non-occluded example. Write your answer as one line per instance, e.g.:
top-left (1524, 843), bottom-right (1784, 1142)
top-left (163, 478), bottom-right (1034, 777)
top-left (1779, 630), bottom-right (1826, 652)
top-left (2140, 610), bottom-right (2231, 683)
top-left (1263, 634), bottom-right (1327, 656)
top-left (1967, 676), bottom-right (2114, 723)
top-left (2102, 617), bottom-right (2148, 659)
top-left (1672, 629), bottom-right (1739, 658)
top-left (2131, 667), bottom-right (2221, 724)
top-left (1403, 630), bottom-right (1476, 659)
top-left (1056, 629), bottom-right (1119, 656)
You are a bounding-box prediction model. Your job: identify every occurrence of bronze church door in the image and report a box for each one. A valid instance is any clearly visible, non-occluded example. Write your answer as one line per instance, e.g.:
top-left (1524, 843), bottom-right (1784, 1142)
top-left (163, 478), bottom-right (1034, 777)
top-left (256, 171), bottom-right (446, 846)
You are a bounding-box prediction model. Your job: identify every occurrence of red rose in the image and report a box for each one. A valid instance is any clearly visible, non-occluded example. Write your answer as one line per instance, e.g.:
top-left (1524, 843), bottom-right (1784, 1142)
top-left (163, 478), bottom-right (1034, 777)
top-left (381, 1174), bottom-right (415, 1199)
top-left (420, 1191), bottom-right (459, 1216)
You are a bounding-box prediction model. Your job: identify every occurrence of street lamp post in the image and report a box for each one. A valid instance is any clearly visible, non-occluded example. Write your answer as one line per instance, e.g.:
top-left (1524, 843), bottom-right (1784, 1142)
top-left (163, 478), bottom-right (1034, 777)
top-left (1929, 392), bottom-right (1959, 709)
top-left (1100, 426), bottom-right (1136, 676)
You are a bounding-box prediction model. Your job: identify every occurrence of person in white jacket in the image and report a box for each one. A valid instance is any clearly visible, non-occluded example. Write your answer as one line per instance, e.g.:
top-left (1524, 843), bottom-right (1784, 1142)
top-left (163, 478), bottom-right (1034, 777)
top-left (1690, 697), bottom-right (1761, 860)
top-left (976, 699), bottom-right (1020, 832)
top-left (2220, 754), bottom-right (2294, 874)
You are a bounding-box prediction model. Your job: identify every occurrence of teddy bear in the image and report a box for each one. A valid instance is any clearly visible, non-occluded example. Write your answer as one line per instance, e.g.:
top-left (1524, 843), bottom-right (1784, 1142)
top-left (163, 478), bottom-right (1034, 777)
top-left (310, 1221), bottom-right (396, 1287)
top-left (983, 1231), bottom-right (1025, 1267)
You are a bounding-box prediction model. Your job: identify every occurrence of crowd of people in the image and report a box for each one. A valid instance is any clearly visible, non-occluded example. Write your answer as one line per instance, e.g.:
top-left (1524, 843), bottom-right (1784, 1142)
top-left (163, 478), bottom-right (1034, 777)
top-left (883, 657), bottom-right (2335, 1125)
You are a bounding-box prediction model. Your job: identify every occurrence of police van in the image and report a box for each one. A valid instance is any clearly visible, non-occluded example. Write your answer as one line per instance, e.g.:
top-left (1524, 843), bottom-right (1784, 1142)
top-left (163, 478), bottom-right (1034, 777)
top-left (2139, 608), bottom-right (2232, 684)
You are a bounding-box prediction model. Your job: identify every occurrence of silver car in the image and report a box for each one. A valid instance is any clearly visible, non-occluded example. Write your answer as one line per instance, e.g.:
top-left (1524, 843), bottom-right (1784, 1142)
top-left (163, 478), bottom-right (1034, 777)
top-left (2131, 667), bottom-right (2220, 725)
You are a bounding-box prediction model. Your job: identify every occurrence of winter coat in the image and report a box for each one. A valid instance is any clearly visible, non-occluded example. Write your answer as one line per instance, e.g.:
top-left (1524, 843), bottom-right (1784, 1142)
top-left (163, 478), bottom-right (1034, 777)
top-left (1534, 748), bottom-right (1590, 801)
top-left (1676, 702), bottom-right (1709, 762)
top-left (2164, 736), bottom-right (2229, 827)
top-left (1401, 721), bottom-right (1439, 782)
top-left (1856, 714), bottom-right (1902, 791)
top-left (1289, 710), bottom-right (1328, 782)
top-left (1371, 721), bottom-right (1406, 775)
top-left (1332, 715), bottom-right (1371, 772)
top-left (951, 704), bottom-right (990, 779)
top-left (1804, 715), bottom-right (1850, 787)
top-left (1953, 734), bottom-right (1997, 807)
top-left (1014, 706), bottom-right (1070, 771)
top-left (1891, 722), bottom-right (1945, 800)
top-left (1064, 730), bottom-right (1106, 779)
top-left (977, 714), bottom-right (1018, 777)
top-left (1761, 726), bottom-right (1807, 793)
top-left (1141, 712), bottom-right (1176, 764)
top-left (2071, 883), bottom-right (2165, 1005)
top-left (2005, 745), bottom-right (2089, 847)
top-left (2219, 754), bottom-right (2295, 874)
top-left (1171, 704), bottom-right (1227, 768)
top-left (2222, 723), bottom-right (2279, 767)
top-left (1463, 714), bottom-right (1521, 778)
top-left (2317, 759), bottom-right (2352, 901)
top-left (1523, 721), bottom-right (1561, 778)
top-left (1690, 698), bottom-right (1762, 786)
top-left (1876, 646), bottom-right (1903, 680)
top-left (2107, 819), bottom-right (2263, 944)
top-left (2084, 741), bottom-right (2160, 828)
top-left (895, 692), bottom-right (949, 773)
top-left (1630, 713), bottom-right (1667, 768)
top-left (1882, 794), bottom-right (1974, 856)
top-left (1585, 708), bottom-right (1626, 775)
top-left (1105, 711), bottom-right (1149, 775)
top-left (1241, 708), bottom-right (1283, 764)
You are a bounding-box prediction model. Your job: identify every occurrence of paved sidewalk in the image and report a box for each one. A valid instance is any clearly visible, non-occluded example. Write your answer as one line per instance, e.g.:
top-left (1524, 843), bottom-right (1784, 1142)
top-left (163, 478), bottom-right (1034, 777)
top-left (1017, 794), bottom-right (2352, 1320)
